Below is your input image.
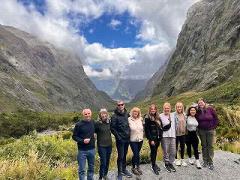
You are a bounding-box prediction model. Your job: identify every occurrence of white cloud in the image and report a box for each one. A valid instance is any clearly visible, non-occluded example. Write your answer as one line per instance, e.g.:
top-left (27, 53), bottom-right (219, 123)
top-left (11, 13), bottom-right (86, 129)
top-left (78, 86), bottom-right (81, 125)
top-left (0, 0), bottom-right (200, 80)
top-left (83, 42), bottom-right (137, 76)
top-left (46, 0), bottom-right (104, 19)
top-left (109, 19), bottom-right (122, 29)
top-left (106, 0), bottom-right (200, 45)
top-left (123, 43), bottom-right (171, 79)
top-left (136, 20), bottom-right (156, 42)
top-left (84, 43), bottom-right (135, 64)
top-left (83, 65), bottom-right (112, 78)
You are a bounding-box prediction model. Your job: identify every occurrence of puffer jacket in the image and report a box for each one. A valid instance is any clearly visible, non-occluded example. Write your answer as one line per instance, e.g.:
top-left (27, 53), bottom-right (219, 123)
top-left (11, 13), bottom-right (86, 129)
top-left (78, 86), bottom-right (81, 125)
top-left (110, 108), bottom-right (130, 142)
top-left (144, 114), bottom-right (163, 141)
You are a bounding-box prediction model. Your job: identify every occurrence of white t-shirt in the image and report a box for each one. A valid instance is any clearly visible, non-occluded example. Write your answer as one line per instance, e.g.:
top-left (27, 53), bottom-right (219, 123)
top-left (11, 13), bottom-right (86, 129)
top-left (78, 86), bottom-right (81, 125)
top-left (160, 113), bottom-right (176, 138)
top-left (186, 116), bottom-right (198, 131)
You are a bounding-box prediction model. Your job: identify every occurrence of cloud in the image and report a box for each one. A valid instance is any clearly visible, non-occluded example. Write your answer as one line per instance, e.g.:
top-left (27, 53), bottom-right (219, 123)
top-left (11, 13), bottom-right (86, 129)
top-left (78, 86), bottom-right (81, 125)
top-left (0, 0), bottom-right (87, 59)
top-left (83, 65), bottom-right (112, 78)
top-left (83, 43), bottom-right (135, 64)
top-left (109, 19), bottom-right (122, 29)
top-left (106, 0), bottom-right (200, 45)
top-left (0, 0), bottom-right (199, 80)
top-left (136, 21), bottom-right (156, 42)
top-left (46, 0), bottom-right (104, 20)
top-left (122, 43), bottom-right (171, 79)
top-left (83, 42), bottom-right (137, 76)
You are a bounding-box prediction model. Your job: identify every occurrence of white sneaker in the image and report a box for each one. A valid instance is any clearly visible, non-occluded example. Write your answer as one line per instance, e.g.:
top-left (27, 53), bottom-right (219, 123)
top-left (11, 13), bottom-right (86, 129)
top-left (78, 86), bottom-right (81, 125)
top-left (175, 159), bottom-right (181, 166)
top-left (181, 159), bottom-right (187, 167)
top-left (188, 158), bottom-right (194, 165)
top-left (195, 160), bottom-right (202, 169)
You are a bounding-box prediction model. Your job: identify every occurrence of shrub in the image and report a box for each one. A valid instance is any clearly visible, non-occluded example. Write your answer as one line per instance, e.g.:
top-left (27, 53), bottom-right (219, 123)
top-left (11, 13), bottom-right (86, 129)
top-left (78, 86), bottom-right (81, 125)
top-left (0, 150), bottom-right (78, 180)
top-left (0, 110), bottom-right (77, 138)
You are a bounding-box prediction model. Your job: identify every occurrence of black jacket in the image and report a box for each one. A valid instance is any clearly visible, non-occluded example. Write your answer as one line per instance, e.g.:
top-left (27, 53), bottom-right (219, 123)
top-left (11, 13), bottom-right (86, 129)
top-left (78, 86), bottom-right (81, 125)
top-left (144, 114), bottom-right (163, 141)
top-left (110, 108), bottom-right (130, 142)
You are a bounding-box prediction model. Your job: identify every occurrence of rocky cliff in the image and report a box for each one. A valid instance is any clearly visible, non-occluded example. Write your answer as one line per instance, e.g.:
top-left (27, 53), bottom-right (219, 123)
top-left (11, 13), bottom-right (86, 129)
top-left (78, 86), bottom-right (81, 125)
top-left (0, 25), bottom-right (113, 112)
top-left (152, 0), bottom-right (240, 97)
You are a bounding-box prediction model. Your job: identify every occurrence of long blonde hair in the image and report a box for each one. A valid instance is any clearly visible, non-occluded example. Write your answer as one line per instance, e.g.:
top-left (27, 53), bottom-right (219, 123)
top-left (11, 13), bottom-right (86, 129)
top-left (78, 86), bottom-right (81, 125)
top-left (175, 101), bottom-right (184, 114)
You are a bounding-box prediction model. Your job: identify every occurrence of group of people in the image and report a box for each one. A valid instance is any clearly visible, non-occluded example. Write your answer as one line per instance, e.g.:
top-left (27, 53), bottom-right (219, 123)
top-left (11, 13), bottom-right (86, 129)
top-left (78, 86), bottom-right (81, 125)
top-left (72, 98), bottom-right (219, 180)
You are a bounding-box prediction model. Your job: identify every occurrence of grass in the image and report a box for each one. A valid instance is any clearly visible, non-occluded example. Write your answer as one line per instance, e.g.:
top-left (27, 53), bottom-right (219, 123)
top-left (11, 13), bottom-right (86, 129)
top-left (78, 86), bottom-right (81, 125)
top-left (0, 132), bottom-right (160, 180)
top-left (0, 150), bottom-right (78, 180)
top-left (217, 141), bottom-right (240, 154)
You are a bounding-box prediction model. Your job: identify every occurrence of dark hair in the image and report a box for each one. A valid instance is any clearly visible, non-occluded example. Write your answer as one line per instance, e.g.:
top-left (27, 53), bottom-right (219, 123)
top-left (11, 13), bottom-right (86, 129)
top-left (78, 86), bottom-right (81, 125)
top-left (187, 106), bottom-right (197, 117)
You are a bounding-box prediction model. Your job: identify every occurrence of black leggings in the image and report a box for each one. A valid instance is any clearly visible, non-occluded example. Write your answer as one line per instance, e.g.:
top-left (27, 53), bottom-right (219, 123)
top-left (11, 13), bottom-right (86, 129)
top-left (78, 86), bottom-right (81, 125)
top-left (186, 131), bottom-right (199, 159)
top-left (149, 140), bottom-right (160, 167)
top-left (176, 135), bottom-right (185, 159)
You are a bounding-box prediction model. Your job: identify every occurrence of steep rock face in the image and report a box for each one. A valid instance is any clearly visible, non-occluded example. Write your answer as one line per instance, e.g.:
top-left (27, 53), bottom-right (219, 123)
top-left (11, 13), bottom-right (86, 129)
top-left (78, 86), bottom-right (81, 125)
top-left (0, 25), bottom-right (113, 111)
top-left (153, 0), bottom-right (240, 97)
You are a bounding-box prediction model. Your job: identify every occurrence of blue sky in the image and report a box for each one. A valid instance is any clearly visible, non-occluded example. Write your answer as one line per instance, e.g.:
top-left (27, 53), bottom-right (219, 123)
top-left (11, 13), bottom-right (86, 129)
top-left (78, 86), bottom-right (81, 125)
top-left (1, 0), bottom-right (199, 80)
top-left (18, 0), bottom-right (142, 49)
top-left (80, 12), bottom-right (142, 48)
top-left (18, 0), bottom-right (47, 15)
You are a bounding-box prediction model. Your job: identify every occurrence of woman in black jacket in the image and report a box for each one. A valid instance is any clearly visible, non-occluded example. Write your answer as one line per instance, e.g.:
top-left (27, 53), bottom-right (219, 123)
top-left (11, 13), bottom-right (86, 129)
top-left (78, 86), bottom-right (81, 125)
top-left (144, 104), bottom-right (163, 175)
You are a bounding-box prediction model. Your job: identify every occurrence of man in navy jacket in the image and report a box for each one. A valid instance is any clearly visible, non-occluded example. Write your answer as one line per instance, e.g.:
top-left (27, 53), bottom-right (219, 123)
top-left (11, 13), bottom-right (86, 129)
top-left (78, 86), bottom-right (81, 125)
top-left (73, 109), bottom-right (95, 180)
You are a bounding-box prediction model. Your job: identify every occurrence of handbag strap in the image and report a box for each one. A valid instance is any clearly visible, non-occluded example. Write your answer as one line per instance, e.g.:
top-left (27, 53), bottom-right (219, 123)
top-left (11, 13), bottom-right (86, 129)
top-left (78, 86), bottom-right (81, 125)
top-left (168, 114), bottom-right (172, 123)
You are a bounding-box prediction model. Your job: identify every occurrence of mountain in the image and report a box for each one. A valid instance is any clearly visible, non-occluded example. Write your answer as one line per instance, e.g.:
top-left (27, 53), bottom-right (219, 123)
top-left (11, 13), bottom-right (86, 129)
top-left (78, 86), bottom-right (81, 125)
top-left (90, 78), bottom-right (117, 97)
top-left (133, 51), bottom-right (173, 102)
top-left (92, 77), bottom-right (148, 102)
top-left (112, 79), bottom-right (148, 102)
top-left (0, 25), bottom-right (113, 112)
top-left (151, 0), bottom-right (240, 97)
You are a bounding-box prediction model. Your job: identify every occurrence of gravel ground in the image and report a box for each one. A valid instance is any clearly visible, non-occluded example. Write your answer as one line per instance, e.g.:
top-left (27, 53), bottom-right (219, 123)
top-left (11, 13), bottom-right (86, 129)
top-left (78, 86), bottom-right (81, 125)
top-left (94, 150), bottom-right (240, 180)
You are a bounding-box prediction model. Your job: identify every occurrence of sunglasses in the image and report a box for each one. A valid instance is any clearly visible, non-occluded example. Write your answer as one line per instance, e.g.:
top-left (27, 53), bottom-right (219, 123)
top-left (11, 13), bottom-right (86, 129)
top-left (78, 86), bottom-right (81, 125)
top-left (117, 104), bottom-right (124, 106)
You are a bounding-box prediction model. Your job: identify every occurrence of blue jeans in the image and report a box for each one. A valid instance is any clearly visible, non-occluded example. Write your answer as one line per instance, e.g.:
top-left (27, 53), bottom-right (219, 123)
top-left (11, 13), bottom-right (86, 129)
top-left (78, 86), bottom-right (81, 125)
top-left (116, 140), bottom-right (129, 175)
top-left (98, 146), bottom-right (112, 178)
top-left (130, 141), bottom-right (143, 168)
top-left (77, 149), bottom-right (95, 180)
